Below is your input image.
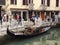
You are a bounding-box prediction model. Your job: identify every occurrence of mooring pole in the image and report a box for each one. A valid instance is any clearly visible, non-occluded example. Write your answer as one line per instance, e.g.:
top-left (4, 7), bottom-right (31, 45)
top-left (0, 6), bottom-right (2, 28)
top-left (0, 6), bottom-right (1, 16)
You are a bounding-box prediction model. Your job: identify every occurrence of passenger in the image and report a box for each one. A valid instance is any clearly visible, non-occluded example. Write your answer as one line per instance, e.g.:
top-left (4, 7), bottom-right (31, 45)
top-left (31, 14), bottom-right (35, 24)
top-left (34, 14), bottom-right (42, 27)
top-left (7, 15), bottom-right (9, 22)
top-left (35, 15), bottom-right (39, 25)
top-left (3, 14), bottom-right (9, 22)
top-left (37, 15), bottom-right (42, 26)
top-left (3, 15), bottom-right (5, 22)
top-left (16, 14), bottom-right (19, 21)
top-left (55, 15), bottom-right (58, 23)
top-left (51, 14), bottom-right (55, 22)
top-left (35, 15), bottom-right (39, 19)
top-left (4, 13), bottom-right (7, 22)
top-left (18, 15), bottom-right (21, 24)
top-left (46, 16), bottom-right (51, 22)
top-left (9, 14), bottom-right (14, 24)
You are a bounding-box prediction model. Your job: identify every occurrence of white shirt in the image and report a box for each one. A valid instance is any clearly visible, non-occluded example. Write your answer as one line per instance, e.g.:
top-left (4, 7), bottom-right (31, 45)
top-left (35, 17), bottom-right (42, 27)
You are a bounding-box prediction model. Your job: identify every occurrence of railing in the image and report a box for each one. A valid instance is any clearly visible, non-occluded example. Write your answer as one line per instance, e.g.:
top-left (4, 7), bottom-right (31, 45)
top-left (28, 3), bottom-right (34, 10)
top-left (40, 4), bottom-right (47, 10)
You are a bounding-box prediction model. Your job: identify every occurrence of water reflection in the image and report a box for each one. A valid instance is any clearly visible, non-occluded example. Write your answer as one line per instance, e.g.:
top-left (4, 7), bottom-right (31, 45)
top-left (0, 28), bottom-right (60, 45)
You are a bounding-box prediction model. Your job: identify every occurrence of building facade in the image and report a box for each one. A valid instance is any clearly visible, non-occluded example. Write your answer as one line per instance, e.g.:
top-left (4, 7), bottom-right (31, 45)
top-left (2, 0), bottom-right (60, 20)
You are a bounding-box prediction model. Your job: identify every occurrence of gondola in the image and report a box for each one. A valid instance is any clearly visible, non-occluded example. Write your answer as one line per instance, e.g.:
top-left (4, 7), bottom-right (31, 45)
top-left (7, 15), bottom-right (51, 37)
top-left (7, 25), bottom-right (51, 37)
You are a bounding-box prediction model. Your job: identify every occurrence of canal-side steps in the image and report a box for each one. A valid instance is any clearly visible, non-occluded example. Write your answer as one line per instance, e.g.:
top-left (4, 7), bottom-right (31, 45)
top-left (0, 21), bottom-right (20, 36)
top-left (0, 20), bottom-right (18, 36)
top-left (0, 22), bottom-right (7, 36)
top-left (0, 25), bottom-right (23, 36)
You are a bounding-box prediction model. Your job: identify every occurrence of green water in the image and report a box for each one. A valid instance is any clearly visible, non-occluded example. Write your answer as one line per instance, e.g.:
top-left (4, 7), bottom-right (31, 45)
top-left (0, 28), bottom-right (60, 45)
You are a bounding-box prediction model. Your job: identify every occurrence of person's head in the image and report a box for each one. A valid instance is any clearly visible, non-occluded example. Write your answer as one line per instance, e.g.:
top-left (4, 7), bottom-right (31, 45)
top-left (32, 13), bottom-right (35, 17)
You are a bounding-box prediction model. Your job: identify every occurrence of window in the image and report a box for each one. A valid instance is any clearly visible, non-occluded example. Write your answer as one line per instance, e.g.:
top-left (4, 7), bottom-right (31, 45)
top-left (23, 0), bottom-right (28, 5)
top-left (23, 0), bottom-right (33, 5)
top-left (0, 0), bottom-right (5, 5)
top-left (23, 12), bottom-right (27, 21)
top-left (12, 11), bottom-right (21, 19)
top-left (41, 0), bottom-right (43, 4)
top-left (55, 12), bottom-right (59, 15)
top-left (29, 0), bottom-right (33, 4)
top-left (10, 0), bottom-right (17, 5)
top-left (46, 12), bottom-right (50, 16)
top-left (29, 0), bottom-right (30, 4)
top-left (41, 0), bottom-right (45, 4)
top-left (47, 0), bottom-right (50, 6)
top-left (56, 0), bottom-right (59, 7)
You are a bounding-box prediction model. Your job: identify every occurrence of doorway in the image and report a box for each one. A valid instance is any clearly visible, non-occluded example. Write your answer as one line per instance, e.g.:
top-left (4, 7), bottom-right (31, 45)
top-left (40, 12), bottom-right (45, 20)
top-left (23, 11), bottom-right (27, 21)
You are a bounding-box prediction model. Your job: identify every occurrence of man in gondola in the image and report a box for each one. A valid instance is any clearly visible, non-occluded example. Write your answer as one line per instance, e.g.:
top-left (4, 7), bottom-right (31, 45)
top-left (31, 13), bottom-right (35, 25)
top-left (18, 15), bottom-right (21, 24)
top-left (35, 14), bottom-right (39, 19)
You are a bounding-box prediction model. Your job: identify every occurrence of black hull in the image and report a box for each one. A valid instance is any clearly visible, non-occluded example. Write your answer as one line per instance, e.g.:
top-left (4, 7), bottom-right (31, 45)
top-left (7, 29), bottom-right (27, 38)
top-left (56, 24), bottom-right (60, 28)
top-left (51, 24), bottom-right (60, 28)
top-left (7, 28), bottom-right (50, 38)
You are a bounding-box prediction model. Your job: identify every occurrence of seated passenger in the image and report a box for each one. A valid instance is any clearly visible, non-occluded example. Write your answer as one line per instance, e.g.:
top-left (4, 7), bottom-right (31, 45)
top-left (31, 14), bottom-right (35, 24)
top-left (35, 15), bottom-right (39, 19)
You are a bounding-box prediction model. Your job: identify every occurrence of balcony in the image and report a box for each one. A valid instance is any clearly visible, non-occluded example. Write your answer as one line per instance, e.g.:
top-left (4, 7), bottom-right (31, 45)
top-left (28, 3), bottom-right (34, 10)
top-left (40, 4), bottom-right (47, 10)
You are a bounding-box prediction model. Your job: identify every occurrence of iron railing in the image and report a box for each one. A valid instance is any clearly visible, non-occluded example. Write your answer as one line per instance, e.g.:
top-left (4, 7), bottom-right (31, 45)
top-left (28, 3), bottom-right (34, 10)
top-left (40, 4), bottom-right (47, 10)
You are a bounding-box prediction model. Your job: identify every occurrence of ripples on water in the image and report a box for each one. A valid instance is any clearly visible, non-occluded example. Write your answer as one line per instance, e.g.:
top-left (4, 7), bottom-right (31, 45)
top-left (0, 28), bottom-right (60, 45)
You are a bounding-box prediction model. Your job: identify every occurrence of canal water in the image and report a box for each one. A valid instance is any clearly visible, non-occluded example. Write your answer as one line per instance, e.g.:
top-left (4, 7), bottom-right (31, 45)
top-left (0, 28), bottom-right (60, 45)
